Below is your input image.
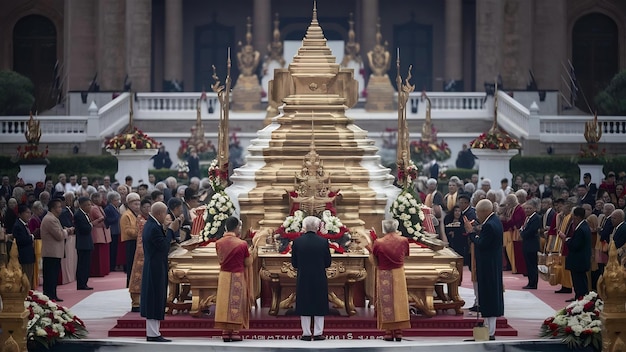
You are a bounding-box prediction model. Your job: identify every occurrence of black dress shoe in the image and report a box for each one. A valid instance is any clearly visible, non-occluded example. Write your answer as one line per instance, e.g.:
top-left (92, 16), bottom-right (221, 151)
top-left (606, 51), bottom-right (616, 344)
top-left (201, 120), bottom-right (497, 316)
top-left (131, 307), bottom-right (140, 312)
top-left (468, 305), bottom-right (479, 312)
top-left (522, 285), bottom-right (537, 289)
top-left (77, 286), bottom-right (94, 290)
top-left (489, 335), bottom-right (495, 340)
top-left (300, 335), bottom-right (312, 341)
top-left (554, 287), bottom-right (572, 294)
top-left (146, 336), bottom-right (171, 342)
top-left (313, 335), bottom-right (325, 341)
top-left (565, 297), bottom-right (576, 302)
top-left (53, 298), bottom-right (63, 302)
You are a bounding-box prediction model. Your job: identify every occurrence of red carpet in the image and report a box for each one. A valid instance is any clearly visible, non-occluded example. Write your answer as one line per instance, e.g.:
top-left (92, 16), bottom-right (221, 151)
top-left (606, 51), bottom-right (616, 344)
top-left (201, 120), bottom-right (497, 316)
top-left (108, 308), bottom-right (517, 338)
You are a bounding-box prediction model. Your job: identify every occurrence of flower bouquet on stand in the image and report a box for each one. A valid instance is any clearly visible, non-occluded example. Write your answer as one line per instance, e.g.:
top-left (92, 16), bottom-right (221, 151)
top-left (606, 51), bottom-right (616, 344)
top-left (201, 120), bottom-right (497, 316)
top-left (177, 161), bottom-right (189, 179)
top-left (470, 127), bottom-right (521, 150)
top-left (198, 159), bottom-right (235, 244)
top-left (25, 290), bottom-right (88, 349)
top-left (104, 126), bottom-right (159, 153)
top-left (539, 291), bottom-right (603, 351)
top-left (275, 209), bottom-right (352, 254)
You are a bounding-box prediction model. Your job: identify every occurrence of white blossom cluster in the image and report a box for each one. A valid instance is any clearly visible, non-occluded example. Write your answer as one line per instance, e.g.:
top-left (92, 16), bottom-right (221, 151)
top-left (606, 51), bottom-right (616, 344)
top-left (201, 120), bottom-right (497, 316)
top-left (177, 160), bottom-right (189, 173)
top-left (320, 210), bottom-right (342, 234)
top-left (282, 210), bottom-right (305, 233)
top-left (390, 189), bottom-right (426, 241)
top-left (200, 190), bottom-right (235, 241)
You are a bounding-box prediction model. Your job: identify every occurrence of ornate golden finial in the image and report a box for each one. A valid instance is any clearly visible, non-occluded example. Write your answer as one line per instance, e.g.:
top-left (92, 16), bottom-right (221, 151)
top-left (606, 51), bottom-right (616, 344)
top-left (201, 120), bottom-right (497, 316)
top-left (0, 245), bottom-right (30, 295)
top-left (237, 18), bottom-right (261, 77)
top-left (267, 13), bottom-right (285, 66)
top-left (2, 332), bottom-right (20, 352)
top-left (584, 112), bottom-right (602, 144)
top-left (341, 13), bottom-right (361, 67)
top-left (25, 112), bottom-right (41, 145)
top-left (396, 54), bottom-right (415, 189)
top-left (491, 79), bottom-right (499, 132)
top-left (367, 18), bottom-right (390, 77)
top-left (212, 50), bottom-right (232, 171)
top-left (596, 240), bottom-right (626, 352)
top-left (129, 92), bottom-right (134, 130)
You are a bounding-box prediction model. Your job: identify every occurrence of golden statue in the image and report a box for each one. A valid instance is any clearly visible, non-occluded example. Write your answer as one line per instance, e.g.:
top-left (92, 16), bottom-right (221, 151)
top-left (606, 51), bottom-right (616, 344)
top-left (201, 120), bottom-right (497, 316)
top-left (0, 245), bottom-right (30, 294)
top-left (396, 54), bottom-right (415, 189)
top-left (367, 19), bottom-right (390, 77)
top-left (421, 91), bottom-right (433, 143)
top-left (289, 120), bottom-right (338, 216)
top-left (211, 53), bottom-right (232, 180)
top-left (584, 112), bottom-right (602, 144)
top-left (597, 240), bottom-right (626, 352)
top-left (267, 13), bottom-right (285, 67)
top-left (341, 13), bottom-right (361, 67)
top-left (237, 17), bottom-right (261, 77)
top-left (25, 112), bottom-right (41, 145)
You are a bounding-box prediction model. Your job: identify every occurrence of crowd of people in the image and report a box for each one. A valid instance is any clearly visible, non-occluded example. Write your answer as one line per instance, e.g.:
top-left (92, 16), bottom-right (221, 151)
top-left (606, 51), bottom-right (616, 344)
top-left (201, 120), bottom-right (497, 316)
top-left (1, 168), bottom-right (625, 343)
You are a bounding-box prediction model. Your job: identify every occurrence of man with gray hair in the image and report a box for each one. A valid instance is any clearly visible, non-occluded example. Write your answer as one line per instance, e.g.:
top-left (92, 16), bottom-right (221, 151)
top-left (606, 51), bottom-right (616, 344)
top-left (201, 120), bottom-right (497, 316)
top-left (372, 218), bottom-right (410, 341)
top-left (464, 199), bottom-right (504, 340)
top-left (520, 199), bottom-right (541, 289)
top-left (292, 216), bottom-right (331, 341)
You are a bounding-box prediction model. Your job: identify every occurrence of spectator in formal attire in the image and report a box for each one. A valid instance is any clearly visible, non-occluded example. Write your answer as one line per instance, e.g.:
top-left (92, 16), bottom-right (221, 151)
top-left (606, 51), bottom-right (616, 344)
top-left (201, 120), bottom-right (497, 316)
top-left (75, 196), bottom-right (94, 290)
top-left (499, 194), bottom-right (524, 272)
top-left (41, 198), bottom-right (70, 301)
top-left (65, 175), bottom-right (79, 194)
top-left (187, 148), bottom-right (201, 179)
top-left (464, 199), bottom-right (504, 340)
top-left (104, 192), bottom-right (122, 272)
top-left (101, 176), bottom-right (113, 193)
top-left (577, 184), bottom-right (595, 207)
top-left (77, 176), bottom-right (97, 197)
top-left (442, 181), bottom-right (459, 213)
top-left (520, 199), bottom-right (541, 289)
top-left (424, 178), bottom-right (444, 238)
top-left (458, 194), bottom-right (479, 310)
top-left (89, 192), bottom-right (110, 277)
top-left (13, 204), bottom-right (35, 287)
top-left (0, 176), bottom-right (12, 201)
top-left (140, 202), bottom-right (174, 342)
top-left (560, 207), bottom-right (591, 302)
top-left (610, 209), bottom-right (625, 261)
top-left (371, 219), bottom-right (410, 341)
top-left (292, 216), bottom-right (331, 341)
top-left (129, 197), bottom-right (152, 313)
top-left (455, 144), bottom-right (476, 169)
top-left (445, 206), bottom-right (465, 261)
top-left (151, 146), bottom-right (172, 169)
top-left (599, 172), bottom-right (617, 203)
top-left (539, 175), bottom-right (553, 199)
top-left (593, 200), bottom-right (604, 216)
top-left (121, 193), bottom-right (141, 289)
top-left (214, 216), bottom-right (252, 342)
top-left (54, 174), bottom-right (67, 195)
top-left (582, 173), bottom-right (598, 198)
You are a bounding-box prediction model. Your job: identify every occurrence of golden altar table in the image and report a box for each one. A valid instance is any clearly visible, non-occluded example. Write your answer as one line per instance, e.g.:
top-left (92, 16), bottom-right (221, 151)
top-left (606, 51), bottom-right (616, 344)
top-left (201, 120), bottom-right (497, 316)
top-left (258, 251), bottom-right (368, 316)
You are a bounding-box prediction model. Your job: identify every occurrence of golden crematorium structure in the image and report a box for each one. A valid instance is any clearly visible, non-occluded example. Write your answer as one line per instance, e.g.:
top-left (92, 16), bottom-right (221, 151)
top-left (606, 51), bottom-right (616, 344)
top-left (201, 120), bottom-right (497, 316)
top-left (167, 4), bottom-right (462, 319)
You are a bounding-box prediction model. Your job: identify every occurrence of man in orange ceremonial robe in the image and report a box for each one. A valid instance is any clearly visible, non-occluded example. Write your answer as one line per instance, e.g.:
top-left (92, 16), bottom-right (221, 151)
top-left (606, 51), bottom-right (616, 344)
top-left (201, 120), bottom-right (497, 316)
top-left (371, 219), bottom-right (411, 341)
top-left (214, 216), bottom-right (252, 342)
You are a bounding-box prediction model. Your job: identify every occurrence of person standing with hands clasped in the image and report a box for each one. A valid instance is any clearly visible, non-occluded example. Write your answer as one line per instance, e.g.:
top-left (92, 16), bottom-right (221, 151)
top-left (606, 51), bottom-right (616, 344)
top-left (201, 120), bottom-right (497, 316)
top-left (292, 216), bottom-right (331, 341)
top-left (464, 199), bottom-right (504, 340)
top-left (559, 207), bottom-right (591, 302)
top-left (140, 202), bottom-right (174, 342)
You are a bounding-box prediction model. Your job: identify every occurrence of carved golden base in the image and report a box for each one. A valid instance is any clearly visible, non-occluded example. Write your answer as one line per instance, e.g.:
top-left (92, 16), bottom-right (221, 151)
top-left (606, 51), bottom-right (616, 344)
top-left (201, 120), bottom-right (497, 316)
top-left (232, 75), bottom-right (263, 111)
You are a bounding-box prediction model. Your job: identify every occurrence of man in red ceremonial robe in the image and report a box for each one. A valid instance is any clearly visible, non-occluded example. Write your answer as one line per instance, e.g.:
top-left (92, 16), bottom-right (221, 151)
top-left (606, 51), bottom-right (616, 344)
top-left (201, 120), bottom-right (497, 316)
top-left (371, 219), bottom-right (410, 341)
top-left (214, 216), bottom-right (252, 342)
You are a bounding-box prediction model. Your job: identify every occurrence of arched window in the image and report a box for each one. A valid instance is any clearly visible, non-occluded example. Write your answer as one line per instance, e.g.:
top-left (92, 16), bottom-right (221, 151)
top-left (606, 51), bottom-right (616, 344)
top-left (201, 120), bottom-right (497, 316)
top-left (13, 15), bottom-right (58, 111)
top-left (572, 13), bottom-right (618, 113)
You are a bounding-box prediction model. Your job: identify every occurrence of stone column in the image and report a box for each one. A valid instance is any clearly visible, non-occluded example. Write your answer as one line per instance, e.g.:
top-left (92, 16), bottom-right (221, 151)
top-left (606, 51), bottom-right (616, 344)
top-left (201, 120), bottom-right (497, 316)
top-left (532, 0), bottom-right (567, 91)
top-left (360, 0), bottom-right (378, 60)
top-left (253, 0), bottom-right (271, 57)
top-left (125, 0), bottom-right (152, 92)
top-left (64, 0), bottom-right (97, 92)
top-left (474, 0), bottom-right (503, 91)
top-left (97, 0), bottom-right (126, 91)
top-left (444, 0), bottom-right (463, 91)
top-left (164, 0), bottom-right (183, 91)
top-left (501, 0), bottom-right (532, 90)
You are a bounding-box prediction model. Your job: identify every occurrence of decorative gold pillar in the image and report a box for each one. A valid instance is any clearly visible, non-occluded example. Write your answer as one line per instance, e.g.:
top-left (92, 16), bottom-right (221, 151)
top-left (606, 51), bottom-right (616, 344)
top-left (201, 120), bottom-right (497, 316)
top-left (253, 0), bottom-right (272, 59)
top-left (444, 0), bottom-right (463, 91)
top-left (164, 0), bottom-right (184, 91)
top-left (0, 247), bottom-right (30, 352)
top-left (126, 0), bottom-right (152, 92)
top-left (360, 0), bottom-right (379, 59)
top-left (597, 241), bottom-right (626, 352)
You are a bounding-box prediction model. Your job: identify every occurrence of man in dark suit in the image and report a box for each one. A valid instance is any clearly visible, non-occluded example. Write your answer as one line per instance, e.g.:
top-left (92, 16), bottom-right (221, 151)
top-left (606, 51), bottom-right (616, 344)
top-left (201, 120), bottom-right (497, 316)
top-left (457, 194), bottom-right (479, 310)
top-left (582, 173), bottom-right (598, 200)
top-left (74, 196), bottom-right (94, 290)
top-left (609, 209), bottom-right (625, 260)
top-left (140, 201), bottom-right (174, 343)
top-left (520, 199), bottom-right (541, 289)
top-left (59, 192), bottom-right (75, 229)
top-left (464, 199), bottom-right (504, 340)
top-left (560, 207), bottom-right (591, 302)
top-left (292, 216), bottom-right (331, 341)
top-left (577, 184), bottom-right (595, 207)
top-left (13, 204), bottom-right (35, 287)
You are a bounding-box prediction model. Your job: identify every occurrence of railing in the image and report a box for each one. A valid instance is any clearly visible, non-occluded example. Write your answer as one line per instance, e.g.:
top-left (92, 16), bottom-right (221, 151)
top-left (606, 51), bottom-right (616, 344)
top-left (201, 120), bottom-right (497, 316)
top-left (540, 115), bottom-right (626, 143)
top-left (98, 92), bottom-right (130, 137)
top-left (135, 92), bottom-right (220, 119)
top-left (496, 91), bottom-right (532, 139)
top-left (0, 116), bottom-right (88, 143)
top-left (407, 92), bottom-right (489, 120)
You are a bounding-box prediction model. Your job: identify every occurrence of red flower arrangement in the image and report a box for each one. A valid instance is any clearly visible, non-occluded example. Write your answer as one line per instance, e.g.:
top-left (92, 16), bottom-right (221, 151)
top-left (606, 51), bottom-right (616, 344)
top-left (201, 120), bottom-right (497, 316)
top-left (410, 127), bottom-right (452, 164)
top-left (105, 127), bottom-right (159, 153)
top-left (13, 144), bottom-right (49, 163)
top-left (577, 143), bottom-right (607, 164)
top-left (470, 127), bottom-right (521, 150)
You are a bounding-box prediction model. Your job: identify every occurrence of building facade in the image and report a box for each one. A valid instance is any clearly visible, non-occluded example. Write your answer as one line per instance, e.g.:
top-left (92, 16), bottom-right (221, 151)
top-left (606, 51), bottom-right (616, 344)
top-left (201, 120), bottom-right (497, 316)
top-left (1, 0), bottom-right (625, 112)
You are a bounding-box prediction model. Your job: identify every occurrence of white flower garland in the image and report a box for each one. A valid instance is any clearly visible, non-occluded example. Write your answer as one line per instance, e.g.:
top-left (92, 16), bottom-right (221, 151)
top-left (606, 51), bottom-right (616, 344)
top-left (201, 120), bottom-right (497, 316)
top-left (199, 190), bottom-right (235, 241)
top-left (390, 188), bottom-right (426, 241)
top-left (177, 160), bottom-right (189, 173)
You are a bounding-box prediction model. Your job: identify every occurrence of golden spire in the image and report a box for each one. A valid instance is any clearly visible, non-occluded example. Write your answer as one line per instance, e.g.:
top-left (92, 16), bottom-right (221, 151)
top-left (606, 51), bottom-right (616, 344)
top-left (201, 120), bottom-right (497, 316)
top-left (584, 112), bottom-right (602, 144)
top-left (212, 48), bottom-right (232, 171)
top-left (396, 52), bottom-right (414, 189)
top-left (268, 13), bottom-right (285, 66)
top-left (341, 12), bottom-right (361, 67)
top-left (367, 18), bottom-right (390, 77)
top-left (421, 90), bottom-right (432, 143)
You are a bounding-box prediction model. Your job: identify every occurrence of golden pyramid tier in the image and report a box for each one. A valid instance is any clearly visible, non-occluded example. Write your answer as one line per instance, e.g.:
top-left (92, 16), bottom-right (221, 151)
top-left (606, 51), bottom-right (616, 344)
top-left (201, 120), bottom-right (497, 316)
top-left (227, 4), bottom-right (399, 233)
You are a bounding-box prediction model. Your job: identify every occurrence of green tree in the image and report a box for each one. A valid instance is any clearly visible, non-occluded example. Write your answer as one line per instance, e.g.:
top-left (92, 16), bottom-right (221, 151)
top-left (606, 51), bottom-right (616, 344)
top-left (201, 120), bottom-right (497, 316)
top-left (594, 70), bottom-right (626, 115)
top-left (0, 70), bottom-right (35, 115)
